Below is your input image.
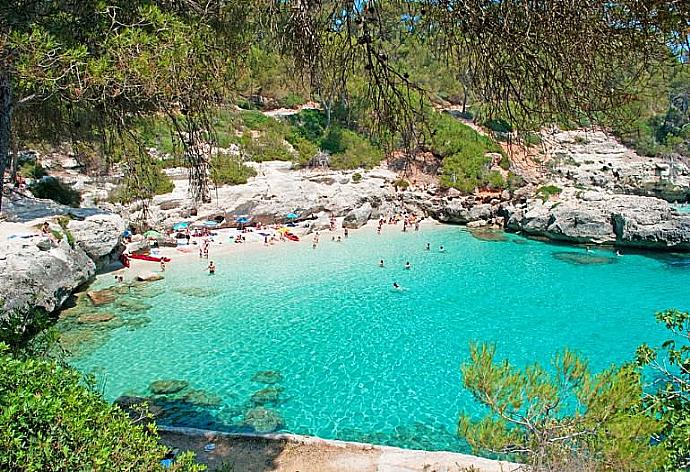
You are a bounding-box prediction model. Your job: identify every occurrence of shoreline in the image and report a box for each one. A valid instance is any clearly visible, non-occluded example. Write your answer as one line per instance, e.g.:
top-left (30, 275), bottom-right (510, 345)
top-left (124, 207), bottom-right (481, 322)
top-left (157, 425), bottom-right (520, 472)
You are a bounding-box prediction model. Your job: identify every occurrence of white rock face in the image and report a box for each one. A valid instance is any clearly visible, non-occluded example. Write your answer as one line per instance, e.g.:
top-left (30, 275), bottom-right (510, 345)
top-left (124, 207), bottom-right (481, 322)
top-left (0, 236), bottom-right (95, 315)
top-left (67, 210), bottom-right (126, 267)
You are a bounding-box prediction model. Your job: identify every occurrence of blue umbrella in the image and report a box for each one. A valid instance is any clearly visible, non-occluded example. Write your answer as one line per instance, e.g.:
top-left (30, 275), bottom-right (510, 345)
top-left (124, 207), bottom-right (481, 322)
top-left (172, 222), bottom-right (189, 231)
top-left (235, 216), bottom-right (251, 224)
top-left (286, 212), bottom-right (299, 220)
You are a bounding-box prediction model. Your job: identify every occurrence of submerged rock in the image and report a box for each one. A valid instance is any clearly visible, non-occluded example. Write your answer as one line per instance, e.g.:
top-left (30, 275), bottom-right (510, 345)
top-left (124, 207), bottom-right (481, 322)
top-left (77, 313), bottom-right (116, 323)
top-left (174, 287), bottom-right (222, 298)
top-left (181, 389), bottom-right (222, 407)
top-left (553, 252), bottom-right (617, 266)
top-left (137, 272), bottom-right (164, 282)
top-left (149, 379), bottom-right (189, 395)
top-left (250, 386), bottom-right (285, 406)
top-left (116, 299), bottom-right (152, 313)
top-left (87, 289), bottom-right (117, 306)
top-left (243, 406), bottom-right (284, 433)
top-left (468, 228), bottom-right (508, 242)
top-left (251, 370), bottom-right (284, 385)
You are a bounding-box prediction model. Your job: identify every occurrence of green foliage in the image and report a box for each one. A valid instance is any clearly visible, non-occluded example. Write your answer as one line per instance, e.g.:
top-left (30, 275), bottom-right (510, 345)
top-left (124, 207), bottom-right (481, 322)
top-left (459, 343), bottom-right (667, 471)
top-left (484, 119), bottom-right (513, 134)
top-left (522, 132), bottom-right (542, 147)
top-left (210, 155), bottom-right (257, 186)
top-left (240, 111), bottom-right (272, 130)
top-left (287, 109), bottom-right (328, 143)
top-left (0, 344), bottom-right (203, 471)
top-left (637, 309), bottom-right (690, 471)
top-left (29, 177), bottom-right (81, 207)
top-left (57, 216), bottom-right (75, 248)
top-left (277, 93), bottom-right (307, 109)
top-left (352, 172), bottom-right (362, 183)
top-left (394, 178), bottom-right (409, 189)
top-left (289, 136), bottom-right (319, 166)
top-left (18, 161), bottom-right (47, 179)
top-left (429, 114), bottom-right (506, 193)
top-left (536, 185), bottom-right (562, 201)
top-left (327, 129), bottom-right (384, 170)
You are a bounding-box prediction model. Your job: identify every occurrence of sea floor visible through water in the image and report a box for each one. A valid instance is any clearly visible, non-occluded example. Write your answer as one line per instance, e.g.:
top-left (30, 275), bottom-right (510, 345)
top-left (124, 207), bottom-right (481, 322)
top-left (59, 224), bottom-right (690, 452)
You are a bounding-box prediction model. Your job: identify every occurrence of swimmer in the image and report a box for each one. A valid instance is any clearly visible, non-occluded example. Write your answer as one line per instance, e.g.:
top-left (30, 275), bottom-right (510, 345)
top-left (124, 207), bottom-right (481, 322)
top-left (208, 261), bottom-right (216, 274)
top-left (393, 282), bottom-right (401, 289)
top-left (379, 259), bottom-right (384, 267)
top-left (425, 242), bottom-right (430, 251)
top-left (404, 261), bottom-right (411, 270)
top-left (160, 260), bottom-right (166, 272)
top-left (616, 250), bottom-right (622, 257)
top-left (337, 236), bottom-right (342, 242)
top-left (439, 245), bottom-right (446, 253)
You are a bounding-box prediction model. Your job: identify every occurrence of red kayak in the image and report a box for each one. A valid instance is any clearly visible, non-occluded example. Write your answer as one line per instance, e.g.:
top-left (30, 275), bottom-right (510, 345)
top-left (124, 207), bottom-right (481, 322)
top-left (128, 254), bottom-right (171, 263)
top-left (284, 232), bottom-right (299, 242)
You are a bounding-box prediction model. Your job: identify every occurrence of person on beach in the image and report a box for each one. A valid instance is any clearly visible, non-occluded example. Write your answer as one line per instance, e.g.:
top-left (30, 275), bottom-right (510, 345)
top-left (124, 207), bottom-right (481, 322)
top-left (344, 228), bottom-right (349, 238)
top-left (41, 221), bottom-right (50, 235)
top-left (414, 221), bottom-right (420, 231)
top-left (379, 259), bottom-right (384, 267)
top-left (337, 236), bottom-right (342, 242)
top-left (208, 261), bottom-right (216, 274)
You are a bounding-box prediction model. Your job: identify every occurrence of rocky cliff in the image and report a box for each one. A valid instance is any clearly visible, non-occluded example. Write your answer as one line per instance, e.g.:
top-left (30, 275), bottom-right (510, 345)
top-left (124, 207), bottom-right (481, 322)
top-left (0, 195), bottom-right (126, 318)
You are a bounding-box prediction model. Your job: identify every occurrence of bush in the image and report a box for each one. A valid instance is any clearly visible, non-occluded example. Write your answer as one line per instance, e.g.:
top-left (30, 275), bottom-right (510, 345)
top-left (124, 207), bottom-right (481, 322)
top-left (484, 118), bottom-right (513, 134)
top-left (57, 216), bottom-right (75, 248)
top-left (0, 344), bottom-right (203, 471)
top-left (277, 93), bottom-right (307, 109)
top-left (30, 177), bottom-right (81, 207)
top-left (327, 130), bottom-right (384, 170)
top-left (18, 161), bottom-right (48, 179)
top-left (393, 178), bottom-right (409, 189)
top-left (507, 172), bottom-right (526, 190)
top-left (522, 132), bottom-right (542, 146)
top-left (486, 170), bottom-right (506, 190)
top-left (240, 110), bottom-right (271, 130)
top-left (287, 109), bottom-right (328, 143)
top-left (108, 166), bottom-right (173, 204)
top-left (210, 155), bottom-right (257, 185)
top-left (537, 184), bottom-right (562, 201)
top-left (352, 172), bottom-right (362, 183)
top-left (289, 136), bottom-right (319, 165)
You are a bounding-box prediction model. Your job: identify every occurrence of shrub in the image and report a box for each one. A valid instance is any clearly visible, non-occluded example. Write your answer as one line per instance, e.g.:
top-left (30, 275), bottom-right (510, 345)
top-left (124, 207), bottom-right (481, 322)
top-left (57, 216), bottom-right (75, 248)
top-left (537, 184), bottom-right (562, 201)
top-left (522, 132), bottom-right (542, 146)
top-left (484, 118), bottom-right (513, 134)
top-left (240, 110), bottom-right (271, 130)
top-left (287, 109), bottom-right (328, 143)
top-left (328, 130), bottom-right (384, 170)
top-left (108, 166), bottom-right (173, 204)
top-left (486, 170), bottom-right (506, 190)
top-left (30, 177), bottom-right (81, 207)
top-left (277, 93), bottom-right (307, 109)
top-left (18, 161), bottom-right (48, 179)
top-left (289, 136), bottom-right (319, 165)
top-left (393, 178), bottom-right (409, 189)
top-left (352, 172), bottom-right (362, 183)
top-left (210, 155), bottom-right (257, 185)
top-left (0, 344), bottom-right (203, 471)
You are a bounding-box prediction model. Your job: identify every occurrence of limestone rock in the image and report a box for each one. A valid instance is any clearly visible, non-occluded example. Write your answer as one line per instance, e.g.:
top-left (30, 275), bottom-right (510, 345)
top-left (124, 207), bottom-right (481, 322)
top-left (342, 203), bottom-right (373, 229)
top-left (87, 289), bottom-right (117, 306)
top-left (67, 211), bottom-right (126, 268)
top-left (137, 272), bottom-right (164, 282)
top-left (78, 313), bottom-right (116, 323)
top-left (243, 407), bottom-right (284, 433)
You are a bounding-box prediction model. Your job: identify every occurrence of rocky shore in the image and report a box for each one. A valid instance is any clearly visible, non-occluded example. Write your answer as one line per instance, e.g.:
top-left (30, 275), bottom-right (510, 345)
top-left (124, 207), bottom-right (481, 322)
top-left (0, 193), bottom-right (125, 319)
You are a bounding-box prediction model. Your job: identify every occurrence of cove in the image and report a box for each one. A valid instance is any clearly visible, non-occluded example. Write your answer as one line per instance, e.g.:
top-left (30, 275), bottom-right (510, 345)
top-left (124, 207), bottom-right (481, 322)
top-left (64, 225), bottom-right (690, 452)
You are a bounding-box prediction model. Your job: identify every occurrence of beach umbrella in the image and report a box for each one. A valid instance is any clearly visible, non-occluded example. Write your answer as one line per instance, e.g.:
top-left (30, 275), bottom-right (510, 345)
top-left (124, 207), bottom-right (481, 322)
top-left (143, 230), bottom-right (162, 239)
top-left (204, 221), bottom-right (219, 228)
top-left (235, 216), bottom-right (250, 224)
top-left (286, 212), bottom-right (299, 220)
top-left (172, 222), bottom-right (189, 231)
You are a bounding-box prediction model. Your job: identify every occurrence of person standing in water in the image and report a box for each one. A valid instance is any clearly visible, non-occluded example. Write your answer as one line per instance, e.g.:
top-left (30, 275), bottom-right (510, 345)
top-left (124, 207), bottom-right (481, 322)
top-left (160, 260), bottom-right (166, 272)
top-left (425, 242), bottom-right (430, 251)
top-left (379, 259), bottom-right (384, 267)
top-left (208, 261), bottom-right (216, 274)
top-left (404, 261), bottom-right (411, 270)
top-left (439, 245), bottom-right (446, 253)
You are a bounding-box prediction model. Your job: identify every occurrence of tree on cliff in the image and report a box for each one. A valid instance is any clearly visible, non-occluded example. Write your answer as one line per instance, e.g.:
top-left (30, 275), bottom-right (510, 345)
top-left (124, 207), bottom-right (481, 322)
top-left (458, 342), bottom-right (668, 471)
top-left (1, 0), bottom-right (689, 211)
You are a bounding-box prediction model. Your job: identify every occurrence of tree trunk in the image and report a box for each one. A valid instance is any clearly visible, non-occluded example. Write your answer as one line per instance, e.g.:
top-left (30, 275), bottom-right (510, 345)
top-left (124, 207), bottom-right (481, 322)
top-left (0, 70), bottom-right (12, 213)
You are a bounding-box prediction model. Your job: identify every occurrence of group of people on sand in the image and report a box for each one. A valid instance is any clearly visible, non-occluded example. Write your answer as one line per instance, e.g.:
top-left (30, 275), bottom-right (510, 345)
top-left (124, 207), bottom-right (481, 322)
top-left (376, 209), bottom-right (423, 235)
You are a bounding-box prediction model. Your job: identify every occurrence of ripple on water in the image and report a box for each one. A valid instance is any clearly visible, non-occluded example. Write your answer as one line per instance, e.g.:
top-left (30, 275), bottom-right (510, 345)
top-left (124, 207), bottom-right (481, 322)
top-left (68, 226), bottom-right (690, 452)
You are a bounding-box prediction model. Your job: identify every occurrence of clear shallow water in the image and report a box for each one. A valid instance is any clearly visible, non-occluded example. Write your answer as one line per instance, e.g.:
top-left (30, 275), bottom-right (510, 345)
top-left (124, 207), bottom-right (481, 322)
top-left (68, 225), bottom-right (690, 451)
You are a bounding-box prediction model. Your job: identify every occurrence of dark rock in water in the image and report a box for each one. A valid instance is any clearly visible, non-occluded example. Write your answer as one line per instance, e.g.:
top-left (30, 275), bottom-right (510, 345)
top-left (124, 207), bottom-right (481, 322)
top-left (243, 406), bottom-right (284, 433)
top-left (114, 395), bottom-right (164, 420)
top-left (149, 379), bottom-right (189, 395)
top-left (181, 389), bottom-right (222, 407)
top-left (468, 228), bottom-right (508, 242)
top-left (553, 252), bottom-right (616, 265)
top-left (116, 299), bottom-right (152, 313)
top-left (250, 386), bottom-right (284, 406)
top-left (87, 289), bottom-right (117, 306)
top-left (251, 370), bottom-right (284, 384)
top-left (77, 313), bottom-right (117, 324)
top-left (124, 317), bottom-right (152, 330)
top-left (137, 272), bottom-right (164, 282)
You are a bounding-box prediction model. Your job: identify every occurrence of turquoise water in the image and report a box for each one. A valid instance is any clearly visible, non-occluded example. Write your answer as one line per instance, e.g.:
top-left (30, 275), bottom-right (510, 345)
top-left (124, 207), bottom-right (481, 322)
top-left (70, 225), bottom-right (690, 452)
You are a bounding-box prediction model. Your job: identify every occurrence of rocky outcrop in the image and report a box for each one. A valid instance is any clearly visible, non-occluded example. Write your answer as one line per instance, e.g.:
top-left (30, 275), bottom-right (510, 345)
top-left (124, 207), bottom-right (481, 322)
top-left (342, 202), bottom-right (373, 229)
top-left (67, 210), bottom-right (126, 268)
top-left (0, 236), bottom-right (96, 315)
top-left (0, 195), bottom-right (127, 319)
top-left (504, 191), bottom-right (690, 250)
